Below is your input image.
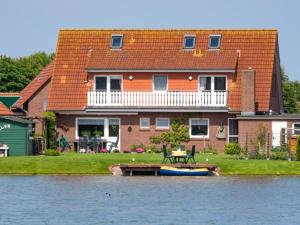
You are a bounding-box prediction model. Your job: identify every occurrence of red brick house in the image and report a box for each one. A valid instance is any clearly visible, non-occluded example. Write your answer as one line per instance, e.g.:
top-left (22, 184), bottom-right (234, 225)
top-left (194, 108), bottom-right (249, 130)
top-left (39, 29), bottom-right (299, 152)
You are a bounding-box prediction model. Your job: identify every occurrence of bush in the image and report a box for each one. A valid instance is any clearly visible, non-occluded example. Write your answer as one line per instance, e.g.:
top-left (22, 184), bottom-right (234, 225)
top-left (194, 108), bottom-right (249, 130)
top-left (296, 135), bottom-right (300, 161)
top-left (136, 147), bottom-right (144, 153)
top-left (130, 144), bottom-right (146, 152)
top-left (149, 135), bottom-right (161, 144)
top-left (147, 145), bottom-right (161, 153)
top-left (44, 149), bottom-right (60, 156)
top-left (224, 142), bottom-right (242, 155)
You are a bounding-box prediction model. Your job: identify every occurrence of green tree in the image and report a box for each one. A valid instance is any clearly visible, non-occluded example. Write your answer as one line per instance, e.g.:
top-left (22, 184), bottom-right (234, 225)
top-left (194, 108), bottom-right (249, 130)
top-left (0, 52), bottom-right (54, 92)
top-left (280, 67), bottom-right (300, 113)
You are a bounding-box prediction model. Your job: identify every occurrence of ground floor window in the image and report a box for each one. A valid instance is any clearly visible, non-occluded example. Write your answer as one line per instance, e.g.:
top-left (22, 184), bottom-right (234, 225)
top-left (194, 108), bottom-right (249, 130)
top-left (189, 118), bottom-right (209, 138)
top-left (76, 118), bottom-right (120, 139)
top-left (293, 123), bottom-right (300, 136)
top-left (228, 118), bottom-right (238, 142)
top-left (155, 118), bottom-right (170, 129)
top-left (140, 118), bottom-right (150, 129)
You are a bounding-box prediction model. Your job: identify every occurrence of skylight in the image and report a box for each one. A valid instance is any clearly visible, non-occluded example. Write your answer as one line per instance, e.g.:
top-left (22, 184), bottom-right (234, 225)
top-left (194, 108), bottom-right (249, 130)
top-left (111, 35), bottom-right (123, 49)
top-left (209, 35), bottom-right (221, 49)
top-left (184, 35), bottom-right (196, 49)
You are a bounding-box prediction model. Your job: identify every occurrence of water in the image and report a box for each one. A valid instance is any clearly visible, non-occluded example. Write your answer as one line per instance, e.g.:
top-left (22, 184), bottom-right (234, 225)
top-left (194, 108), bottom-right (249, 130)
top-left (0, 176), bottom-right (300, 225)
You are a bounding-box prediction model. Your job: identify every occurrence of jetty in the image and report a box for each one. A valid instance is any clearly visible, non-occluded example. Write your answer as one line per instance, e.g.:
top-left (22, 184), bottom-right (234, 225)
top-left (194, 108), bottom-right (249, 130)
top-left (110, 164), bottom-right (219, 176)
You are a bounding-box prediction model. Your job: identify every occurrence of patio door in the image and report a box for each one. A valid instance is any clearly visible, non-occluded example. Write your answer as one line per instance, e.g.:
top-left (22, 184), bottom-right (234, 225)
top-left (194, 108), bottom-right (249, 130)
top-left (76, 118), bottom-right (120, 149)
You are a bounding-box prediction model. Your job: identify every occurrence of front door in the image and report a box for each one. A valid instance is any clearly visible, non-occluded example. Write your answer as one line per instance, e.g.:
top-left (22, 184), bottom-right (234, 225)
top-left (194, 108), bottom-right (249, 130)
top-left (272, 121), bottom-right (287, 148)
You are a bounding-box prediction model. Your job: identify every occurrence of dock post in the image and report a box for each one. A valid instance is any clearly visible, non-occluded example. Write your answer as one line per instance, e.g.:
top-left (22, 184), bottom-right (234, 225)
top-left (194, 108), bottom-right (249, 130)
top-left (155, 170), bottom-right (158, 176)
top-left (130, 170), bottom-right (133, 176)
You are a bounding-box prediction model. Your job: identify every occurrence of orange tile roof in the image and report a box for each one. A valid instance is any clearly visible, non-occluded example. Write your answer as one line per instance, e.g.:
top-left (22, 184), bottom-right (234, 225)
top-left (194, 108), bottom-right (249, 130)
top-left (14, 62), bottom-right (54, 108)
top-left (48, 29), bottom-right (278, 111)
top-left (0, 102), bottom-right (13, 115)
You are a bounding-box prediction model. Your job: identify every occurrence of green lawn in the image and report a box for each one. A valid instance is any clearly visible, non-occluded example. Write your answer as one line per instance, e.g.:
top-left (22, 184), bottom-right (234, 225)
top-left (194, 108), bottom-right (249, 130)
top-left (1, 152), bottom-right (300, 175)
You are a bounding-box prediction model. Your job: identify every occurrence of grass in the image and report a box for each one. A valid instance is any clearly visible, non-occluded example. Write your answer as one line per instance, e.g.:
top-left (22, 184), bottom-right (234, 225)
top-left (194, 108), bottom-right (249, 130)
top-left (1, 152), bottom-right (300, 175)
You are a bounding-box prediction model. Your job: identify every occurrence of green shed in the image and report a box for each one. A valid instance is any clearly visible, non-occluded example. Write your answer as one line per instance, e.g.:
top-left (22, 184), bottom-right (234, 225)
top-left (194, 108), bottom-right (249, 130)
top-left (0, 116), bottom-right (33, 156)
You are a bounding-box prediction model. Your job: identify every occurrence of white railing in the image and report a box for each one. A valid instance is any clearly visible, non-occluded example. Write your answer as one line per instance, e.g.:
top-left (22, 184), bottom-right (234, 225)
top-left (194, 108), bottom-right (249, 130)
top-left (87, 91), bottom-right (227, 107)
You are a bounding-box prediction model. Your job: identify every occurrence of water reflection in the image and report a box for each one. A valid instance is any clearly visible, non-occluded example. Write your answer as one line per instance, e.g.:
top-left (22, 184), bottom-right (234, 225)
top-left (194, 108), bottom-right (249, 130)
top-left (0, 176), bottom-right (300, 225)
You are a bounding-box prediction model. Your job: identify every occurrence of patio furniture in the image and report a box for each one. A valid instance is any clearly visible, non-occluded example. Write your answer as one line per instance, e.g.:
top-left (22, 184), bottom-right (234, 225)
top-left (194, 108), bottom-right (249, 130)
top-left (59, 135), bottom-right (71, 151)
top-left (162, 145), bottom-right (173, 164)
top-left (107, 136), bottom-right (119, 152)
top-left (186, 145), bottom-right (196, 164)
top-left (91, 136), bottom-right (101, 152)
top-left (172, 150), bottom-right (187, 164)
top-left (79, 135), bottom-right (89, 152)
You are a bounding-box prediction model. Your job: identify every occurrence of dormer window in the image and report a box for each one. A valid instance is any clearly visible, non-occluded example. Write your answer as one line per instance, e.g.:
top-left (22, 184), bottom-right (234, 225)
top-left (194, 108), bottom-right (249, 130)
top-left (111, 35), bottom-right (123, 49)
top-left (184, 35), bottom-right (196, 49)
top-left (209, 34), bottom-right (221, 49)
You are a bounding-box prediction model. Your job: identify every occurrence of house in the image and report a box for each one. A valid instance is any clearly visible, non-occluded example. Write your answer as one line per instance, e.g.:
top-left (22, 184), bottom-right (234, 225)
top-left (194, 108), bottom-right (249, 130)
top-left (12, 62), bottom-right (53, 135)
top-left (33, 29), bottom-right (298, 152)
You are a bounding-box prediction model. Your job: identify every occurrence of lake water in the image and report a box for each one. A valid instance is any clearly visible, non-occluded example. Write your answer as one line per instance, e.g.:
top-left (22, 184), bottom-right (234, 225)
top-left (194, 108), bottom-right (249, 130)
top-left (0, 176), bottom-right (300, 225)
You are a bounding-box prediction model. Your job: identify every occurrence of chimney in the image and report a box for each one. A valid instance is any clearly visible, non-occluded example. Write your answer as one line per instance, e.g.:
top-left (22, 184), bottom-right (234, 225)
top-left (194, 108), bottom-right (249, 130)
top-left (241, 68), bottom-right (256, 116)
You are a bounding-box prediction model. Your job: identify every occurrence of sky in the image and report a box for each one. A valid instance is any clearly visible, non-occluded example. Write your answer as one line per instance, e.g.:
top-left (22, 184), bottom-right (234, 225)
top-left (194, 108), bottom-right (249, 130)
top-left (0, 0), bottom-right (299, 81)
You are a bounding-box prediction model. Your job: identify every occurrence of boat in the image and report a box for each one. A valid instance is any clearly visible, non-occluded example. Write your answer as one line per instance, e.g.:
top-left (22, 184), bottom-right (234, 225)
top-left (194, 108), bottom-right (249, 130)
top-left (160, 166), bottom-right (209, 176)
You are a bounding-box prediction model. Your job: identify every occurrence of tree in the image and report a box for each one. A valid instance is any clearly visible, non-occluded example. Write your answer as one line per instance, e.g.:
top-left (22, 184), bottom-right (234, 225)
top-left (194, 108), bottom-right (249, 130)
top-left (0, 52), bottom-right (54, 92)
top-left (280, 67), bottom-right (300, 113)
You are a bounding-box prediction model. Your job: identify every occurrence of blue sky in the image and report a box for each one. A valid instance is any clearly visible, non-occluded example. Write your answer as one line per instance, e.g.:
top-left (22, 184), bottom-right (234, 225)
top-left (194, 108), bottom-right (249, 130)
top-left (0, 0), bottom-right (299, 80)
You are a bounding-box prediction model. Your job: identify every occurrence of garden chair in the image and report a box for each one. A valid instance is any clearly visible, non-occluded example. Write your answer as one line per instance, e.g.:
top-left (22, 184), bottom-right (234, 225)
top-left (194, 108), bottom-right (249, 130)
top-left (91, 136), bottom-right (101, 152)
top-left (162, 145), bottom-right (173, 164)
top-left (108, 136), bottom-right (119, 153)
top-left (79, 135), bottom-right (89, 152)
top-left (186, 145), bottom-right (196, 164)
top-left (59, 135), bottom-right (71, 152)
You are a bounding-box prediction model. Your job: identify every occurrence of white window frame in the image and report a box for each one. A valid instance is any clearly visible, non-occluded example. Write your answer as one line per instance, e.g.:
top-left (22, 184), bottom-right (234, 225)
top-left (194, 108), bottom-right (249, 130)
top-left (183, 34), bottom-right (196, 49)
top-left (75, 117), bottom-right (120, 139)
top-left (111, 34), bottom-right (123, 49)
top-left (189, 118), bottom-right (209, 138)
top-left (140, 118), bottom-right (150, 129)
top-left (228, 118), bottom-right (239, 143)
top-left (94, 75), bottom-right (123, 91)
top-left (292, 122), bottom-right (300, 136)
top-left (209, 34), bottom-right (221, 49)
top-left (152, 75), bottom-right (168, 92)
top-left (155, 117), bottom-right (170, 129)
top-left (198, 75), bottom-right (227, 91)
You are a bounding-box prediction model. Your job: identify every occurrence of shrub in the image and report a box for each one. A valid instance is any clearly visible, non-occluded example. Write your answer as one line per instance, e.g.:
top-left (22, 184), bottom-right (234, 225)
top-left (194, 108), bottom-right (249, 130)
top-left (147, 145), bottom-right (161, 153)
top-left (224, 142), bottom-right (242, 155)
top-left (136, 147), bottom-right (144, 153)
top-left (130, 144), bottom-right (146, 152)
top-left (149, 135), bottom-right (161, 144)
top-left (44, 149), bottom-right (60, 156)
top-left (296, 135), bottom-right (300, 161)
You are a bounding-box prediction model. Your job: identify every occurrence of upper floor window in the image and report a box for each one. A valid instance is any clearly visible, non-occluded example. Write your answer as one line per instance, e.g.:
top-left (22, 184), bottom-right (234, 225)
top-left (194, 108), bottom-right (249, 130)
top-left (153, 75), bottom-right (168, 91)
top-left (293, 123), bottom-right (300, 136)
top-left (199, 76), bottom-right (226, 91)
top-left (209, 35), bottom-right (221, 49)
top-left (95, 76), bottom-right (122, 91)
top-left (184, 35), bottom-right (196, 49)
top-left (111, 35), bottom-right (123, 49)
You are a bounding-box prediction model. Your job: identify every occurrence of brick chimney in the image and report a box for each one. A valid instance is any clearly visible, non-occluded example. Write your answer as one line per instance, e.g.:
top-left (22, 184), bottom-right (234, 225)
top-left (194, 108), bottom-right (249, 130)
top-left (241, 68), bottom-right (256, 115)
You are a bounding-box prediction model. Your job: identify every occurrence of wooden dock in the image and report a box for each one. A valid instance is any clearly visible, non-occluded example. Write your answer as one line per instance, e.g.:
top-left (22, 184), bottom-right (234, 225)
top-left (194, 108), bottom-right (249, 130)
top-left (110, 164), bottom-right (219, 176)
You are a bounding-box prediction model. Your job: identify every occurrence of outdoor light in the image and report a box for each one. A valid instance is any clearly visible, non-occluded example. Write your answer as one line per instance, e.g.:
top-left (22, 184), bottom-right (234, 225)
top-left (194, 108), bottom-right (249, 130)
top-left (188, 75), bottom-right (193, 81)
top-left (129, 75), bottom-right (134, 80)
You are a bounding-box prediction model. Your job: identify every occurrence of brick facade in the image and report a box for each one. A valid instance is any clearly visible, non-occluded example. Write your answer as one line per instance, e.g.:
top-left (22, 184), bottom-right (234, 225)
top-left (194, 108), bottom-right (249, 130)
top-left (56, 112), bottom-right (232, 152)
top-left (27, 81), bottom-right (50, 135)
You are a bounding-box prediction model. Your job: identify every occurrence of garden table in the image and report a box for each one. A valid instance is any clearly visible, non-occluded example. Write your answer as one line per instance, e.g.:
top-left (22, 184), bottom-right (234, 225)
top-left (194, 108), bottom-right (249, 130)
top-left (172, 150), bottom-right (187, 164)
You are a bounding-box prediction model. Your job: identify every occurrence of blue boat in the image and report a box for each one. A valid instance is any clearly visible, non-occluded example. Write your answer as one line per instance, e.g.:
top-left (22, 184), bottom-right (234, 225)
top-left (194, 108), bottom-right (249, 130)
top-left (160, 166), bottom-right (209, 176)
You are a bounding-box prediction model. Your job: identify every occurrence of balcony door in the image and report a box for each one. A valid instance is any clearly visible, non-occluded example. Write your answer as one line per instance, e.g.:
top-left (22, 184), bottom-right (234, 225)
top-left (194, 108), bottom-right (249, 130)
top-left (94, 75), bottom-right (122, 104)
top-left (198, 76), bottom-right (226, 91)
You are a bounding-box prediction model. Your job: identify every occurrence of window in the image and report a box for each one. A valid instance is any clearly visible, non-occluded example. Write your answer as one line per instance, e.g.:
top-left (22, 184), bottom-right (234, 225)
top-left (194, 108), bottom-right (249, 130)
top-left (209, 35), bottom-right (221, 49)
top-left (109, 119), bottom-right (120, 137)
top-left (95, 76), bottom-right (122, 91)
top-left (184, 35), bottom-right (196, 49)
top-left (199, 77), bottom-right (211, 91)
top-left (189, 119), bottom-right (209, 138)
top-left (198, 76), bottom-right (226, 91)
top-left (228, 118), bottom-right (239, 142)
top-left (77, 118), bottom-right (104, 138)
top-left (153, 75), bottom-right (168, 91)
top-left (156, 118), bottom-right (169, 129)
top-left (111, 35), bottom-right (123, 49)
top-left (140, 118), bottom-right (150, 129)
top-left (214, 77), bottom-right (226, 91)
top-left (293, 123), bottom-right (300, 136)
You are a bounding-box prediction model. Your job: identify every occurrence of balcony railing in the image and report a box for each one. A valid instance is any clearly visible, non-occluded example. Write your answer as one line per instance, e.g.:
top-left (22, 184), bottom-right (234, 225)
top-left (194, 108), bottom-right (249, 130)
top-left (87, 91), bottom-right (227, 107)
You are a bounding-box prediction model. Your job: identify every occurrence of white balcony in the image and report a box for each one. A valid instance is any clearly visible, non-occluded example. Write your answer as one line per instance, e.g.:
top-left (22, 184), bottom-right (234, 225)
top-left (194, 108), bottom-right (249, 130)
top-left (87, 91), bottom-right (227, 108)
